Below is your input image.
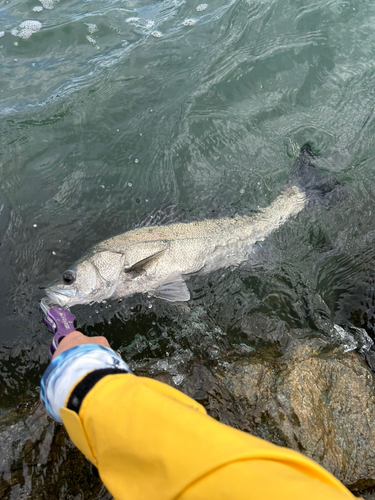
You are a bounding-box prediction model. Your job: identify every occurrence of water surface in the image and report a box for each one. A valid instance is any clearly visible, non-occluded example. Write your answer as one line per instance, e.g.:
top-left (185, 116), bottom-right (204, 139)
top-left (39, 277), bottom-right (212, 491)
top-left (1, 0), bottom-right (375, 494)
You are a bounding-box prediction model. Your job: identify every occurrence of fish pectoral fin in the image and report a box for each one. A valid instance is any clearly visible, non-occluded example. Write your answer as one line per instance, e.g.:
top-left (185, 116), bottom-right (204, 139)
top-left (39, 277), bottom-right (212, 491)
top-left (124, 248), bottom-right (166, 274)
top-left (151, 275), bottom-right (190, 302)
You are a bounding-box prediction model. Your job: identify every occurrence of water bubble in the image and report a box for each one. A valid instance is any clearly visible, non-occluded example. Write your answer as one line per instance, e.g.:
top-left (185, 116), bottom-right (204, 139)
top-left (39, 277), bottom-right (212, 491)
top-left (33, 224), bottom-right (37, 228)
top-left (145, 198), bottom-right (149, 202)
top-left (39, 0), bottom-right (57, 9)
top-left (151, 31), bottom-right (162, 38)
top-left (14, 42), bottom-right (18, 46)
top-left (14, 58), bottom-right (18, 61)
top-left (128, 182), bottom-right (132, 187)
top-left (196, 3), bottom-right (207, 11)
top-left (148, 304), bottom-right (153, 308)
top-left (11, 20), bottom-right (42, 39)
top-left (100, 184), bottom-right (105, 188)
top-left (240, 188), bottom-right (245, 194)
top-left (52, 251), bottom-right (56, 255)
top-left (0, 32), bottom-right (5, 38)
top-left (33, 5), bottom-right (43, 11)
top-left (183, 19), bottom-right (196, 26)
top-left (135, 159), bottom-right (139, 163)
top-left (85, 23), bottom-right (98, 34)
top-left (117, 129), bottom-right (119, 132)
top-left (140, 133), bottom-right (143, 136)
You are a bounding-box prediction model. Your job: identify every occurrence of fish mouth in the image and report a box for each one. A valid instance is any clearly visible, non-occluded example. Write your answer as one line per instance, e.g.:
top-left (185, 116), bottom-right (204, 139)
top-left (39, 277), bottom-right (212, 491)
top-left (45, 287), bottom-right (76, 307)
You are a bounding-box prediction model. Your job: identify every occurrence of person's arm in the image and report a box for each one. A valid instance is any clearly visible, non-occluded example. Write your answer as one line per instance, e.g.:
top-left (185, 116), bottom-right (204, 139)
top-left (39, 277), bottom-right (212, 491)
top-left (41, 331), bottom-right (354, 500)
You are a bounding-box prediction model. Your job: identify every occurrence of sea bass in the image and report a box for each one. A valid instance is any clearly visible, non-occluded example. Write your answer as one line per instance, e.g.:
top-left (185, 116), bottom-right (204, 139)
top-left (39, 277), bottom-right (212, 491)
top-left (45, 145), bottom-right (344, 307)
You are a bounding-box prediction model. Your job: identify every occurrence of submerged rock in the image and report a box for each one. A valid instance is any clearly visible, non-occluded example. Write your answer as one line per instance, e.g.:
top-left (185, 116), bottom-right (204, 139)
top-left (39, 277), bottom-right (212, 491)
top-left (173, 339), bottom-right (375, 494)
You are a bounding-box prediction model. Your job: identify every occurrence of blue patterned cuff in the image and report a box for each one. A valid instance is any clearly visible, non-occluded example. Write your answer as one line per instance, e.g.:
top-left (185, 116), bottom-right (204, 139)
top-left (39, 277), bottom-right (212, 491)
top-left (41, 344), bottom-right (131, 422)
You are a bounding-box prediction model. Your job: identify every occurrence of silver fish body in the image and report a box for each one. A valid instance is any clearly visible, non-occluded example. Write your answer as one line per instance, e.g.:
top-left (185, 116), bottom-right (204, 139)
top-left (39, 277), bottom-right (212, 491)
top-left (46, 185), bottom-right (306, 307)
top-left (45, 145), bottom-right (344, 307)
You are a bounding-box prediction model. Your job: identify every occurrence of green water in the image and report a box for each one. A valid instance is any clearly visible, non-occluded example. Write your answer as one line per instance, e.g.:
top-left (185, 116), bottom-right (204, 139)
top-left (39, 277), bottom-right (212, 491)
top-left (1, 0), bottom-right (375, 493)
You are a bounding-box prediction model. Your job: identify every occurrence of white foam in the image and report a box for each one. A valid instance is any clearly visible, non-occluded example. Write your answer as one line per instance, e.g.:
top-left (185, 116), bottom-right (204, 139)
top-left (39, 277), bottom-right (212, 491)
top-left (86, 35), bottom-right (96, 44)
top-left (151, 30), bottom-right (162, 37)
top-left (126, 18), bottom-right (155, 31)
top-left (33, 6), bottom-right (43, 11)
top-left (39, 0), bottom-right (58, 9)
top-left (85, 23), bottom-right (97, 34)
top-left (0, 31), bottom-right (4, 38)
top-left (196, 3), bottom-right (207, 11)
top-left (183, 19), bottom-right (196, 26)
top-left (11, 20), bottom-right (42, 39)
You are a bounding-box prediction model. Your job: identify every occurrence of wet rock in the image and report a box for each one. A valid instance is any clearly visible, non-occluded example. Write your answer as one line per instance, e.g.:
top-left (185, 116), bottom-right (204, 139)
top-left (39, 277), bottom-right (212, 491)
top-left (2, 332), bottom-right (375, 498)
top-left (0, 402), bottom-right (112, 500)
top-left (174, 339), bottom-right (375, 494)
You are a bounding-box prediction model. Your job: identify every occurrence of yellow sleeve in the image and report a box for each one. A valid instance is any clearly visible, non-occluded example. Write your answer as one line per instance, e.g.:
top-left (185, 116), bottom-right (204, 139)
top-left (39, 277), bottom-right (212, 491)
top-left (60, 374), bottom-right (354, 500)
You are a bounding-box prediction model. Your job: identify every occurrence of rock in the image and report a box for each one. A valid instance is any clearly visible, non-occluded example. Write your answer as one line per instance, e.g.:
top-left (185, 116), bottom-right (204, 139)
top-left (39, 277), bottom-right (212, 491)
top-left (175, 339), bottom-right (375, 494)
top-left (0, 402), bottom-right (112, 500)
top-left (2, 332), bottom-right (375, 498)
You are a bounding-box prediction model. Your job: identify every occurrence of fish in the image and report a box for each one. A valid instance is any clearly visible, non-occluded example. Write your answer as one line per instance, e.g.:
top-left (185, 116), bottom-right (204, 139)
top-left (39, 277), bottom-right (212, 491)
top-left (45, 144), bottom-right (344, 308)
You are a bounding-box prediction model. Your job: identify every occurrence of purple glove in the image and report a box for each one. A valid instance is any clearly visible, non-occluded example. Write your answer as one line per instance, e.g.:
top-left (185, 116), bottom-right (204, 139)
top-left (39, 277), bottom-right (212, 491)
top-left (40, 299), bottom-right (76, 359)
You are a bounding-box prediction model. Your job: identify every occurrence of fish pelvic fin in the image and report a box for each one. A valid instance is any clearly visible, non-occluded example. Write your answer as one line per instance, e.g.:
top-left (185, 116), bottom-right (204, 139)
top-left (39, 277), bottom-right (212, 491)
top-left (290, 143), bottom-right (346, 207)
top-left (150, 275), bottom-right (190, 302)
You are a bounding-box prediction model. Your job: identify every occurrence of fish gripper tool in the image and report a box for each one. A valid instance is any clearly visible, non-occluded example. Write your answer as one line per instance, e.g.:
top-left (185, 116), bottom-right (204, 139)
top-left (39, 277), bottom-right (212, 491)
top-left (40, 298), bottom-right (76, 359)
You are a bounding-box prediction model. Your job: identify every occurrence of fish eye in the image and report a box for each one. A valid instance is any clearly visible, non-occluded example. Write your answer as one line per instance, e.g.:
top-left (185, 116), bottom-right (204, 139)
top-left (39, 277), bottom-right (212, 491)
top-left (62, 270), bottom-right (76, 284)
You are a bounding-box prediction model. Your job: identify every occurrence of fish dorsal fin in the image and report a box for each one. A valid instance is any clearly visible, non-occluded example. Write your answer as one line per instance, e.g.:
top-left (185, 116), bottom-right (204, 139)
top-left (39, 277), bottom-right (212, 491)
top-left (151, 275), bottom-right (190, 302)
top-left (124, 248), bottom-right (166, 274)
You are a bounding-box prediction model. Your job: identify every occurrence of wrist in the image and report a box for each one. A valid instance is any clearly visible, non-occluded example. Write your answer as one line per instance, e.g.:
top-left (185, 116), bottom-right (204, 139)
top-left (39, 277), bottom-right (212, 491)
top-left (41, 344), bottom-right (131, 422)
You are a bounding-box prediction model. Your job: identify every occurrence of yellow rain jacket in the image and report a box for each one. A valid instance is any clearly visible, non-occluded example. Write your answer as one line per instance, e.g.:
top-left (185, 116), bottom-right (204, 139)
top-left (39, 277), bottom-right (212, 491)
top-left (61, 373), bottom-right (354, 500)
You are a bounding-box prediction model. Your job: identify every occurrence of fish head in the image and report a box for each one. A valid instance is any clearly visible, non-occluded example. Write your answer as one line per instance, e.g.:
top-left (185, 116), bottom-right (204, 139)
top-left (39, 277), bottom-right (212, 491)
top-left (46, 251), bottom-right (125, 307)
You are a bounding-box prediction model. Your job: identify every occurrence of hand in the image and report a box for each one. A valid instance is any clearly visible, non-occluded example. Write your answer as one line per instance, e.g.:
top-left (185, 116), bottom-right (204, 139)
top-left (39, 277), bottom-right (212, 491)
top-left (52, 331), bottom-right (112, 360)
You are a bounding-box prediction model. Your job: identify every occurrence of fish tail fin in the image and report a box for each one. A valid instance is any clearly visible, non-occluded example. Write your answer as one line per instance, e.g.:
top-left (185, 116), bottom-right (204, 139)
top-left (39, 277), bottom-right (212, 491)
top-left (290, 143), bottom-right (346, 207)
